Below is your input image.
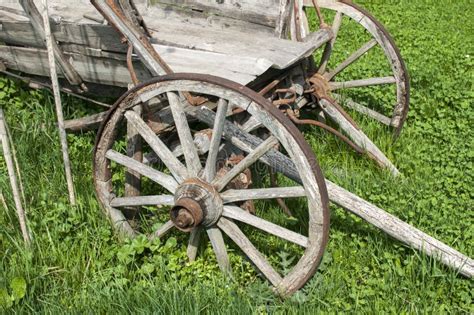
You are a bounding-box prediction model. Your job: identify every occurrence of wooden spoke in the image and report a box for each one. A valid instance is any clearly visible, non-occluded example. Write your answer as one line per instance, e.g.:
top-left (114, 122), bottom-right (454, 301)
top-left (125, 106), bottom-right (143, 207)
top-left (332, 94), bottom-right (392, 126)
top-left (203, 99), bottom-right (229, 182)
top-left (106, 150), bottom-right (179, 192)
top-left (110, 195), bottom-right (174, 208)
top-left (212, 136), bottom-right (279, 191)
top-left (329, 76), bottom-right (396, 90)
top-left (325, 38), bottom-right (378, 80)
top-left (167, 92), bottom-right (202, 176)
top-left (221, 186), bottom-right (306, 204)
top-left (241, 116), bottom-right (262, 132)
top-left (124, 110), bottom-right (188, 181)
top-left (318, 11), bottom-right (343, 74)
top-left (218, 217), bottom-right (282, 286)
top-left (187, 228), bottom-right (202, 262)
top-left (206, 227), bottom-right (232, 275)
top-left (149, 220), bottom-right (175, 240)
top-left (318, 99), bottom-right (400, 176)
top-left (222, 206), bottom-right (308, 248)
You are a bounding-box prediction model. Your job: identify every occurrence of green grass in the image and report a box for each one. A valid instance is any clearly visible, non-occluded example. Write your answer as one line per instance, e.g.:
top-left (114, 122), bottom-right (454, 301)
top-left (1, 0), bottom-right (473, 313)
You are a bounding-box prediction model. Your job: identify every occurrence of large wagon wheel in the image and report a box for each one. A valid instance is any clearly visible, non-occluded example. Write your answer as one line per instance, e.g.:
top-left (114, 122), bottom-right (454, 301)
top-left (306, 0), bottom-right (410, 137)
top-left (94, 74), bottom-right (329, 296)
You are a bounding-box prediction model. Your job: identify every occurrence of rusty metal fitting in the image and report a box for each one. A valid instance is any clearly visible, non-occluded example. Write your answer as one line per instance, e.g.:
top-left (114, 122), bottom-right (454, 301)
top-left (170, 198), bottom-right (204, 232)
top-left (171, 178), bottom-right (223, 231)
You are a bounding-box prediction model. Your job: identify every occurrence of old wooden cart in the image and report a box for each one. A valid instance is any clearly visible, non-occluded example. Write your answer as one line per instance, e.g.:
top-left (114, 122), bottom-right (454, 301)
top-left (0, 0), bottom-right (471, 296)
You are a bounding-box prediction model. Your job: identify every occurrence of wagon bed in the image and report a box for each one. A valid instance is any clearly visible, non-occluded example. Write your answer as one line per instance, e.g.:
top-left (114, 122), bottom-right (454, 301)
top-left (0, 0), bottom-right (332, 86)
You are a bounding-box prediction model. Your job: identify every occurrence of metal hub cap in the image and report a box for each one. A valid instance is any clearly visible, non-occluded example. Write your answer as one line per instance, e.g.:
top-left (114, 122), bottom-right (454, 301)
top-left (170, 179), bottom-right (223, 232)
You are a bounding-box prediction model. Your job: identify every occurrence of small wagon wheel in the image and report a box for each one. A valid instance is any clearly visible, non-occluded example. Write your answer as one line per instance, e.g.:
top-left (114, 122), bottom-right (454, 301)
top-left (306, 0), bottom-right (410, 137)
top-left (94, 74), bottom-right (329, 296)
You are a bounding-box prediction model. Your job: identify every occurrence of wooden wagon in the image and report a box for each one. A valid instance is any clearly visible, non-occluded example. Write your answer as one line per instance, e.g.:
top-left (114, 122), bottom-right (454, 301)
top-left (0, 0), bottom-right (471, 296)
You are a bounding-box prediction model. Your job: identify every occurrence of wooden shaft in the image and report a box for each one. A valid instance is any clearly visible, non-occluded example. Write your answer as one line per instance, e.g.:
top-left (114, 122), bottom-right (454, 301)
top-left (326, 180), bottom-right (474, 278)
top-left (0, 108), bottom-right (31, 244)
top-left (41, 0), bottom-right (76, 205)
top-left (189, 105), bottom-right (473, 278)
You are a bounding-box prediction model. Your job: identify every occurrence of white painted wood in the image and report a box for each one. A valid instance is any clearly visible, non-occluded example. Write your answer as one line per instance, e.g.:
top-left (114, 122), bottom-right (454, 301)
top-left (203, 99), bottom-right (228, 182)
top-left (325, 39), bottom-right (377, 80)
top-left (207, 227), bottom-right (232, 275)
top-left (212, 136), bottom-right (279, 191)
top-left (41, 0), bottom-right (76, 205)
top-left (221, 186), bottom-right (306, 204)
top-left (223, 206), bottom-right (308, 248)
top-left (124, 110), bottom-right (188, 181)
top-left (218, 217), bottom-right (283, 286)
top-left (166, 92), bottom-right (202, 177)
top-left (330, 76), bottom-right (397, 90)
top-left (110, 195), bottom-right (174, 208)
top-left (0, 107), bottom-right (31, 244)
top-left (105, 150), bottom-right (178, 193)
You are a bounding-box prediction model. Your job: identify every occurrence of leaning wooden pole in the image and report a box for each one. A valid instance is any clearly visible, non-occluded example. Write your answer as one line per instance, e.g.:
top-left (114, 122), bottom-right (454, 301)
top-left (41, 0), bottom-right (76, 205)
top-left (0, 108), bottom-right (31, 244)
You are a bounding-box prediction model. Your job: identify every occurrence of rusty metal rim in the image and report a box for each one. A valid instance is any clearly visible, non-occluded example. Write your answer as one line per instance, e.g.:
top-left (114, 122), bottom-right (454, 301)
top-left (93, 73), bottom-right (330, 295)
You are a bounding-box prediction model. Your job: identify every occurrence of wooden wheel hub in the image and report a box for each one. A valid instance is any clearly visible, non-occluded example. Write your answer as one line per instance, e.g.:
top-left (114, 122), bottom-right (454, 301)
top-left (171, 178), bottom-right (223, 232)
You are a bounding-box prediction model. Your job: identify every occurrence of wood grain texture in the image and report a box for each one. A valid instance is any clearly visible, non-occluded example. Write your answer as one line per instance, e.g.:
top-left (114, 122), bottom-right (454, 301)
top-left (110, 195), bottom-right (174, 207)
top-left (223, 206), bottom-right (308, 247)
top-left (218, 217), bottom-right (282, 286)
top-left (125, 110), bottom-right (188, 181)
top-left (105, 149), bottom-right (178, 193)
top-left (206, 227), bottom-right (232, 275)
top-left (319, 98), bottom-right (400, 176)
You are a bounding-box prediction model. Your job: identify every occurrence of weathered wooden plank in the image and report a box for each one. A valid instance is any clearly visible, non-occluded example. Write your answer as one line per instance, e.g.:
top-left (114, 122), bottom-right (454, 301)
top-left (142, 2), bottom-right (276, 35)
top-left (147, 23), bottom-right (333, 69)
top-left (151, 0), bottom-right (281, 28)
top-left (0, 21), bottom-right (125, 52)
top-left (0, 44), bottom-right (266, 86)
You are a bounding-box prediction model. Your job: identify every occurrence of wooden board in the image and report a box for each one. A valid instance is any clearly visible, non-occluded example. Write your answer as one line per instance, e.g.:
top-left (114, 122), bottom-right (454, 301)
top-left (0, 1), bottom-right (332, 73)
top-left (151, 0), bottom-right (281, 28)
top-left (0, 44), bottom-right (274, 86)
